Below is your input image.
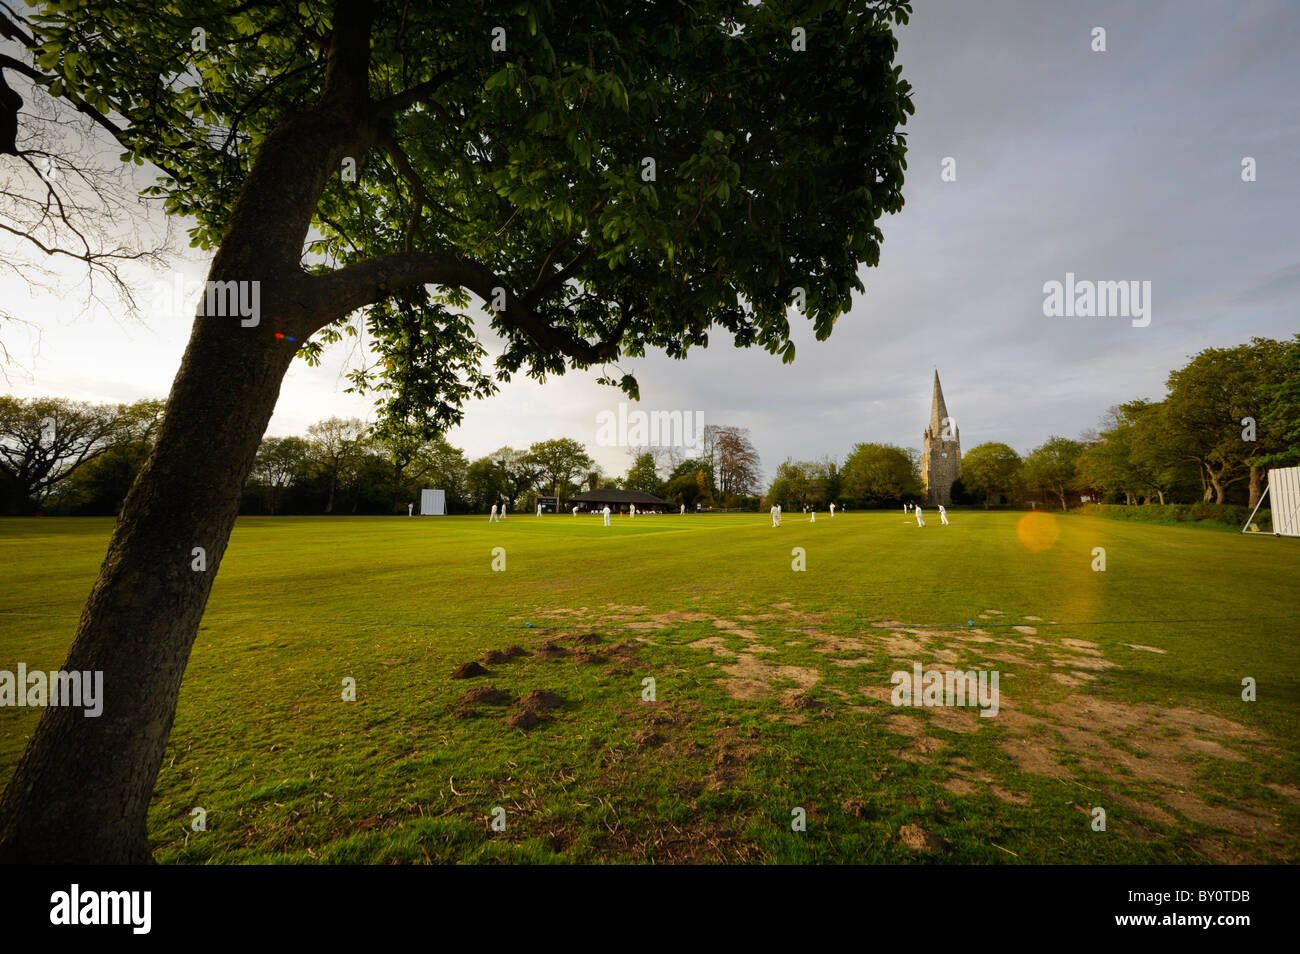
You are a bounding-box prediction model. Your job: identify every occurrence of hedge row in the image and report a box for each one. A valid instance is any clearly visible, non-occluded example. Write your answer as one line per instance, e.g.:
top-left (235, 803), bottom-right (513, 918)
top-left (1074, 503), bottom-right (1267, 529)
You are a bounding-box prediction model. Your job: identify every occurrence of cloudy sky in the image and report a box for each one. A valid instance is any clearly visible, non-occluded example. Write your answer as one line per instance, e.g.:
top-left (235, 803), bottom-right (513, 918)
top-left (2, 0), bottom-right (1296, 483)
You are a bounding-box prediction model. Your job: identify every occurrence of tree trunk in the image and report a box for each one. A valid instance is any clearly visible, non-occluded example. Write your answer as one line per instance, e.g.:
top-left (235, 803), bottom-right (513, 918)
top-left (1209, 470), bottom-right (1225, 505)
top-left (1248, 466), bottom-right (1263, 510)
top-left (0, 291), bottom-right (299, 862)
top-left (0, 0), bottom-right (385, 865)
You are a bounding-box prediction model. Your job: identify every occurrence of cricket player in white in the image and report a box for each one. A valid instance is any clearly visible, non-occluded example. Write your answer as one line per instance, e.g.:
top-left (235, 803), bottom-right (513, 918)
top-left (770, 504), bottom-right (779, 527)
top-left (939, 504), bottom-right (949, 526)
top-left (572, 505), bottom-right (579, 517)
top-left (829, 502), bottom-right (835, 518)
top-left (537, 502), bottom-right (542, 516)
top-left (810, 509), bottom-right (816, 523)
top-left (630, 503), bottom-right (636, 518)
top-left (602, 505), bottom-right (611, 526)
top-left (408, 502), bottom-right (413, 517)
top-left (680, 503), bottom-right (686, 515)
top-left (915, 504), bottom-right (925, 527)
top-left (490, 504), bottom-right (499, 522)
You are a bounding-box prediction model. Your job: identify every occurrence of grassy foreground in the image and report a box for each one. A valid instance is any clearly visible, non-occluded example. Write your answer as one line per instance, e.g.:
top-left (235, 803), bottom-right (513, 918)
top-left (1, 511), bottom-right (1297, 864)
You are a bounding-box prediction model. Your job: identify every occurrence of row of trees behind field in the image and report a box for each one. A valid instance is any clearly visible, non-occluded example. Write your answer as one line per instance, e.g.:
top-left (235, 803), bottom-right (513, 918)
top-left (4, 336), bottom-right (1294, 516)
top-left (765, 335), bottom-right (1298, 511)
top-left (0, 402), bottom-right (763, 515)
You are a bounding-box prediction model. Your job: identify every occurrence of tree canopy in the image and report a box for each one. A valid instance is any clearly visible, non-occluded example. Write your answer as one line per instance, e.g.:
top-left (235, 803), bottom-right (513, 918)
top-left (3, 0), bottom-right (913, 435)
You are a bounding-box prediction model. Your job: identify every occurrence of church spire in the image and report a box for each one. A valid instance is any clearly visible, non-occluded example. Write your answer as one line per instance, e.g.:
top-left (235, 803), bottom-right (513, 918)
top-left (928, 370), bottom-right (950, 436)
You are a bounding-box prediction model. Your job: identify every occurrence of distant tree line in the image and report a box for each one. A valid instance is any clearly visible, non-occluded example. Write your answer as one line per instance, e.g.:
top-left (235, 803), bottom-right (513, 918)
top-left (5, 336), bottom-right (1291, 516)
top-left (763, 335), bottom-right (1298, 512)
top-left (0, 403), bottom-right (764, 515)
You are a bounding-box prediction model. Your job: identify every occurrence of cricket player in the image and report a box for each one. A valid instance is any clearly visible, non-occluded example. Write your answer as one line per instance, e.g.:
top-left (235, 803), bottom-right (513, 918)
top-left (602, 505), bottom-right (611, 526)
top-left (490, 504), bottom-right (499, 522)
top-left (915, 504), bottom-right (925, 527)
top-left (939, 504), bottom-right (949, 526)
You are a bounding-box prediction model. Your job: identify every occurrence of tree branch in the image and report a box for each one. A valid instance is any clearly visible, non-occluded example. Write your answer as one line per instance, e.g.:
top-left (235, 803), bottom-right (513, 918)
top-left (301, 251), bottom-right (621, 365)
top-left (373, 62), bottom-right (465, 118)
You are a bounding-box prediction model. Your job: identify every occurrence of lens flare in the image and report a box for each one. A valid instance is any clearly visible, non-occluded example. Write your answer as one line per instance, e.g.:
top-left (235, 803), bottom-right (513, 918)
top-left (1017, 510), bottom-right (1059, 552)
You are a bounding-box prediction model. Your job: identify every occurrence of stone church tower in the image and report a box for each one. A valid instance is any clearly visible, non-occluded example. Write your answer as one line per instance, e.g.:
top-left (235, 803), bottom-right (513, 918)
top-left (921, 371), bottom-right (961, 506)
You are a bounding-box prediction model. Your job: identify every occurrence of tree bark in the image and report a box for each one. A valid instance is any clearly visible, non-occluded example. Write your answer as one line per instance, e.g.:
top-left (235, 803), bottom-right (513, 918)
top-left (1248, 466), bottom-right (1263, 510)
top-left (1210, 471), bottom-right (1225, 505)
top-left (0, 304), bottom-right (298, 863)
top-left (0, 48), bottom-right (372, 858)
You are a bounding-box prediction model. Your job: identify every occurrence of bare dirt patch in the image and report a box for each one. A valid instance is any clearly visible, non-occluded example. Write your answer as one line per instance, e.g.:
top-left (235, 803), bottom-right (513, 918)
top-left (781, 690), bottom-right (821, 711)
top-left (1060, 638), bottom-right (1101, 652)
top-left (623, 610), bottom-right (714, 631)
top-left (1050, 671), bottom-right (1095, 687)
top-left (925, 704), bottom-right (984, 735)
top-left (516, 689), bottom-right (565, 712)
top-left (481, 648), bottom-right (526, 664)
top-left (505, 709), bottom-right (544, 730)
top-left (877, 632), bottom-right (924, 656)
top-left (718, 654), bottom-right (820, 700)
top-left (1126, 644), bottom-right (1167, 654)
top-left (458, 686), bottom-right (510, 706)
top-left (450, 661), bottom-right (489, 679)
top-left (630, 728), bottom-right (663, 748)
top-left (898, 824), bottom-right (944, 852)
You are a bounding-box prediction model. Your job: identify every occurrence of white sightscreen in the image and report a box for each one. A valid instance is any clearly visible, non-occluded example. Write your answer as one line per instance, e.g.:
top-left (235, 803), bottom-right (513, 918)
top-left (1271, 467), bottom-right (1300, 537)
top-left (420, 488), bottom-right (446, 515)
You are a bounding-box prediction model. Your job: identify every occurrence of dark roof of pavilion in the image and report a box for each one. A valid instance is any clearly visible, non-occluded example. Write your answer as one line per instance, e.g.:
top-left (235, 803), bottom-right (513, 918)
top-left (568, 489), bottom-right (669, 505)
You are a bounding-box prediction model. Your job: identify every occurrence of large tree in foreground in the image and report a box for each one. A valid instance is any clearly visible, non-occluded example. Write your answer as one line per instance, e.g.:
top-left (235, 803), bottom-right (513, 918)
top-left (0, 0), bottom-right (912, 862)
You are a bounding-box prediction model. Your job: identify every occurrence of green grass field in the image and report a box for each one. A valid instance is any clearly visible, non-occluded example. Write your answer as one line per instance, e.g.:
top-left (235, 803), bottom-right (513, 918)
top-left (1, 511), bottom-right (1297, 863)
